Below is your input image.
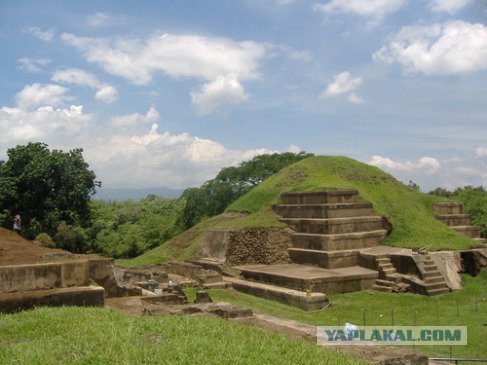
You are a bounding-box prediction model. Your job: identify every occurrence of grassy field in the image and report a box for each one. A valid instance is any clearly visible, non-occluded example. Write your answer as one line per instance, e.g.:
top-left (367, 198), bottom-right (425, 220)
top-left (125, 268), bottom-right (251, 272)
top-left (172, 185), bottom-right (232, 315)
top-left (120, 156), bottom-right (479, 267)
top-left (0, 307), bottom-right (365, 365)
top-left (185, 272), bottom-right (487, 359)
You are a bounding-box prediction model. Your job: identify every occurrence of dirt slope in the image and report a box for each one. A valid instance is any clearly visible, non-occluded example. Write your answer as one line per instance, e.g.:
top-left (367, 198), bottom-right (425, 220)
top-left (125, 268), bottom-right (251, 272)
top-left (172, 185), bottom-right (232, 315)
top-left (0, 228), bottom-right (71, 265)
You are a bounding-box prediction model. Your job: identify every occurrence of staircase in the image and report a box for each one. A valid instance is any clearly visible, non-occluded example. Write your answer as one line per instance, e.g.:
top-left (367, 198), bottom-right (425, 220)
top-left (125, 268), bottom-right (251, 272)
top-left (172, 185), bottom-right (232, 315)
top-left (371, 256), bottom-right (409, 293)
top-left (413, 254), bottom-right (450, 296)
top-left (234, 190), bottom-right (386, 299)
top-left (433, 202), bottom-right (486, 243)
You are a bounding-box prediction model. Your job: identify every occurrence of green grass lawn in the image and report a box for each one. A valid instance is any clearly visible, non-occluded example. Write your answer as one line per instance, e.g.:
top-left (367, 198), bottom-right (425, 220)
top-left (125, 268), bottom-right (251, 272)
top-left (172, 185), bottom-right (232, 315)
top-left (185, 272), bottom-right (487, 359)
top-left (120, 156), bottom-right (480, 267)
top-left (0, 306), bottom-right (365, 365)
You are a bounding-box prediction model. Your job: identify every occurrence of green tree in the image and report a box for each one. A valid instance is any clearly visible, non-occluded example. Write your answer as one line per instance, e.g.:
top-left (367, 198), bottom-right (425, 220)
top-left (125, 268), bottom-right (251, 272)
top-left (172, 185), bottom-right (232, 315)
top-left (0, 142), bottom-right (100, 239)
top-left (178, 151), bottom-right (313, 229)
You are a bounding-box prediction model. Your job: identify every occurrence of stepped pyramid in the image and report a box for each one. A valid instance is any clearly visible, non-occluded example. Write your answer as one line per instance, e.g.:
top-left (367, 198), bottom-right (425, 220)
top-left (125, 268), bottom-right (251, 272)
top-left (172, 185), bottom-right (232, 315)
top-left (235, 190), bottom-right (386, 296)
top-left (433, 202), bottom-right (486, 243)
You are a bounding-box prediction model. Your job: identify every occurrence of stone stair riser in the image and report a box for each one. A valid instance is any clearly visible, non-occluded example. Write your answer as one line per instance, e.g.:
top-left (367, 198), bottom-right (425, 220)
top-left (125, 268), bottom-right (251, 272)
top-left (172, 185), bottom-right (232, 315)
top-left (281, 192), bottom-right (359, 205)
top-left (292, 234), bottom-right (384, 251)
top-left (273, 204), bottom-right (374, 219)
top-left (452, 226), bottom-right (481, 238)
top-left (432, 203), bottom-right (463, 215)
top-left (281, 218), bottom-right (384, 234)
top-left (240, 271), bottom-right (377, 295)
top-left (436, 215), bottom-right (471, 227)
top-left (287, 248), bottom-right (359, 269)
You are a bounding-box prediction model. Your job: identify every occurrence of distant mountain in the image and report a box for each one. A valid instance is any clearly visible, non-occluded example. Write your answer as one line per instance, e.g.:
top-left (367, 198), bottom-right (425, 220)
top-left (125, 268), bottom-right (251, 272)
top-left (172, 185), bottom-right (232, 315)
top-left (93, 186), bottom-right (183, 201)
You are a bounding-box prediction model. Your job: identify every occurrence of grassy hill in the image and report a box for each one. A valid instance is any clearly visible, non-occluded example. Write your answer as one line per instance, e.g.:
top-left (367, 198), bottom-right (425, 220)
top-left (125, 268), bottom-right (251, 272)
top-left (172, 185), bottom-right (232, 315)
top-left (120, 156), bottom-right (479, 267)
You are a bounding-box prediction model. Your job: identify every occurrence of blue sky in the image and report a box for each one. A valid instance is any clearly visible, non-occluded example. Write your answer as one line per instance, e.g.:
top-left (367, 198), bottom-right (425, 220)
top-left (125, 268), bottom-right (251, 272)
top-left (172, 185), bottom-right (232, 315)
top-left (0, 0), bottom-right (486, 191)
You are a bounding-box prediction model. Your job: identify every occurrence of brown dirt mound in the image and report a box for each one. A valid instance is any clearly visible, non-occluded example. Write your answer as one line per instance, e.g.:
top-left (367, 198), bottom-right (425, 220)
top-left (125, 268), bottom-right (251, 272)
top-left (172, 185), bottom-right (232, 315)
top-left (0, 228), bottom-right (80, 266)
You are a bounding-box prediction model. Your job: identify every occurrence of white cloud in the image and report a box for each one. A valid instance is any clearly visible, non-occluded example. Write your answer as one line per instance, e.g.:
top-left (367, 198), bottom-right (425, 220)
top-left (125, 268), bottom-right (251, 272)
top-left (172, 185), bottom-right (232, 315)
top-left (1, 83), bottom-right (273, 188)
top-left (320, 71), bottom-right (365, 104)
top-left (15, 83), bottom-right (70, 109)
top-left (287, 144), bottom-right (302, 153)
top-left (61, 32), bottom-right (266, 85)
top-left (369, 155), bottom-right (440, 172)
top-left (190, 74), bottom-right (249, 115)
top-left (17, 57), bottom-right (51, 73)
top-left (475, 147), bottom-right (487, 158)
top-left (24, 27), bottom-right (54, 42)
top-left (347, 92), bottom-right (365, 104)
top-left (52, 68), bottom-right (118, 103)
top-left (428, 0), bottom-right (472, 14)
top-left (373, 20), bottom-right (487, 75)
top-left (95, 86), bottom-right (118, 103)
top-left (313, 0), bottom-right (407, 22)
top-left (367, 152), bottom-right (486, 191)
top-left (86, 12), bottom-right (112, 27)
top-left (111, 107), bottom-right (160, 128)
top-left (61, 32), bottom-right (268, 114)
top-left (86, 122), bottom-right (274, 187)
top-left (321, 72), bottom-right (362, 97)
top-left (0, 105), bottom-right (91, 143)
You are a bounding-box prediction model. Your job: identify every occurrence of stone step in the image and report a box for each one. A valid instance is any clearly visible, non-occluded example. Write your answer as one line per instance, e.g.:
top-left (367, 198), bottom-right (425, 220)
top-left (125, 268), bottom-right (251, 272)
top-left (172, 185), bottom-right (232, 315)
top-left (433, 202), bottom-right (463, 215)
top-left (474, 237), bottom-right (487, 244)
top-left (280, 190), bottom-right (359, 205)
top-left (235, 264), bottom-right (378, 294)
top-left (424, 276), bottom-right (445, 284)
top-left (426, 287), bottom-right (450, 296)
top-left (203, 282), bottom-right (228, 289)
top-left (280, 216), bottom-right (384, 234)
top-left (422, 271), bottom-right (442, 279)
top-left (452, 226), bottom-right (481, 238)
top-left (435, 214), bottom-right (471, 227)
top-left (223, 277), bottom-right (329, 311)
top-left (287, 248), bottom-right (359, 269)
top-left (371, 284), bottom-right (393, 292)
top-left (272, 202), bottom-right (374, 219)
top-left (381, 268), bottom-right (397, 274)
top-left (0, 286), bottom-right (105, 314)
top-left (375, 279), bottom-right (396, 287)
top-left (424, 282), bottom-right (448, 290)
top-left (292, 230), bottom-right (386, 251)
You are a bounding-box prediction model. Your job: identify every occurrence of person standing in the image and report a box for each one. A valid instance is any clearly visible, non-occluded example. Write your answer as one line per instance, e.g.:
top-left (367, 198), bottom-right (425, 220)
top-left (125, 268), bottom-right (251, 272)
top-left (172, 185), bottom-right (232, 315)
top-left (13, 214), bottom-right (21, 233)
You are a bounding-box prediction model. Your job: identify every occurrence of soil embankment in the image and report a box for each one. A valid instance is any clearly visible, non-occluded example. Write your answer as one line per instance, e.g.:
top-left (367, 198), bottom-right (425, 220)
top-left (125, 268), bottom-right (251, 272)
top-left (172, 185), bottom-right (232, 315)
top-left (0, 228), bottom-right (100, 266)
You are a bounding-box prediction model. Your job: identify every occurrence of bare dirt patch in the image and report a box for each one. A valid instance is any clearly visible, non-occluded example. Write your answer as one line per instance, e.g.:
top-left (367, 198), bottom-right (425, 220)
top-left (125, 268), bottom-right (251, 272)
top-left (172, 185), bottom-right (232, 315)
top-left (0, 228), bottom-right (101, 266)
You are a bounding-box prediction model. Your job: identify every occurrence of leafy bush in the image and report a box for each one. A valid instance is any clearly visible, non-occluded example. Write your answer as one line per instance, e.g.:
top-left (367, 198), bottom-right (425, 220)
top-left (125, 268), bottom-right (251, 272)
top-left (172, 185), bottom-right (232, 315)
top-left (34, 232), bottom-right (54, 248)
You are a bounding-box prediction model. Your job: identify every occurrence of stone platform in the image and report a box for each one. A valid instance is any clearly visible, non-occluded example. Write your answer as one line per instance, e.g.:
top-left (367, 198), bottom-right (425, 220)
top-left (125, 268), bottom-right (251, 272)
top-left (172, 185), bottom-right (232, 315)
top-left (0, 286), bottom-right (105, 313)
top-left (235, 263), bottom-right (378, 294)
top-left (224, 276), bottom-right (329, 310)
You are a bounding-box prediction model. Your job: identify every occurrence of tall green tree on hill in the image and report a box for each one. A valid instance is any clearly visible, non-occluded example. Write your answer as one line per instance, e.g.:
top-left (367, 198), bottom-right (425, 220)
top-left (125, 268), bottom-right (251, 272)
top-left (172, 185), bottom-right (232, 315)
top-left (0, 142), bottom-right (100, 241)
top-left (178, 151), bottom-right (313, 229)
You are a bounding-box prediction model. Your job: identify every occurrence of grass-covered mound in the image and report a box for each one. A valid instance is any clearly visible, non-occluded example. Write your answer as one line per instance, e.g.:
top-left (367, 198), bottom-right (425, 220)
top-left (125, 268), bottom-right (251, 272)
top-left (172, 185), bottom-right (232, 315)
top-left (0, 307), bottom-right (364, 365)
top-left (121, 156), bottom-right (478, 266)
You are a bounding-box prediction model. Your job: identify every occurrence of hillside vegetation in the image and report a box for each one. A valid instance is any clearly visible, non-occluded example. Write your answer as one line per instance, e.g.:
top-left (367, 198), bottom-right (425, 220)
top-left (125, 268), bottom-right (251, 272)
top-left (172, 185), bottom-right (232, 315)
top-left (121, 156), bottom-right (479, 266)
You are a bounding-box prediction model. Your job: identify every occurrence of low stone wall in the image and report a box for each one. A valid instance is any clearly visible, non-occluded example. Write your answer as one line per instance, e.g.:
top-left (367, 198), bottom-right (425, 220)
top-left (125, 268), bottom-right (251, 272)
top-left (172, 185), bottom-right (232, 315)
top-left (0, 261), bottom-right (90, 293)
top-left (164, 262), bottom-right (222, 284)
top-left (0, 286), bottom-right (105, 313)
